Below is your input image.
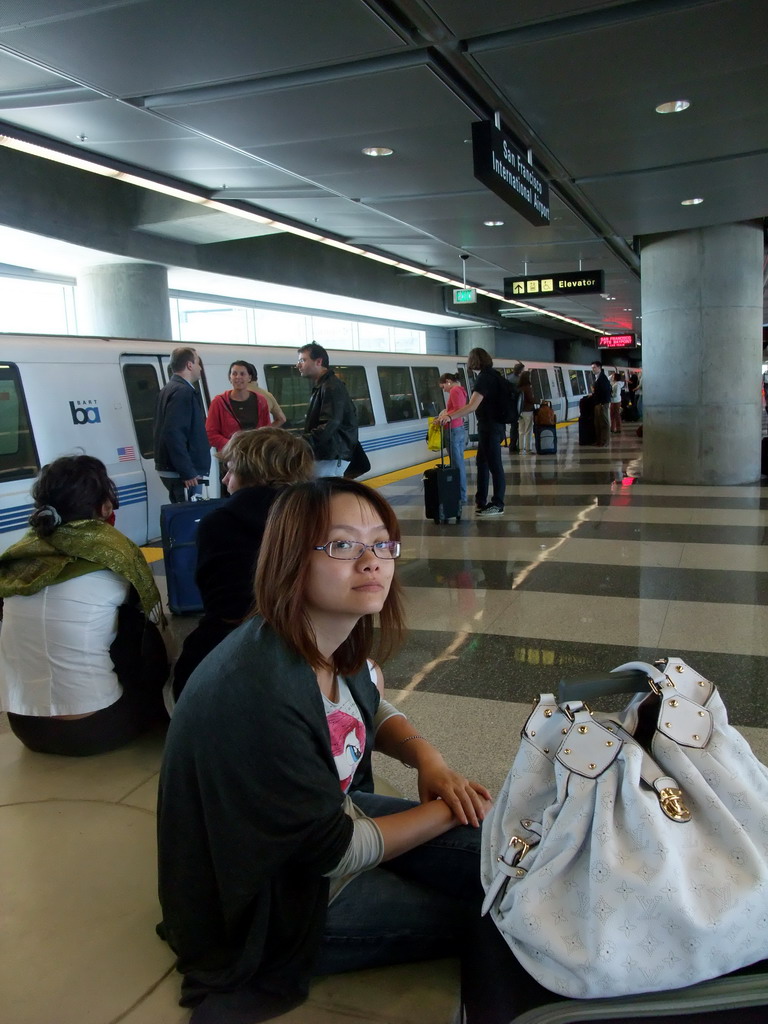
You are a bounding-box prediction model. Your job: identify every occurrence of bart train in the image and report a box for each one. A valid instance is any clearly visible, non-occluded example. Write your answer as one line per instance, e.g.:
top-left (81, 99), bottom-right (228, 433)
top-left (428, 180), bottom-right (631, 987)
top-left (0, 333), bottom-right (607, 549)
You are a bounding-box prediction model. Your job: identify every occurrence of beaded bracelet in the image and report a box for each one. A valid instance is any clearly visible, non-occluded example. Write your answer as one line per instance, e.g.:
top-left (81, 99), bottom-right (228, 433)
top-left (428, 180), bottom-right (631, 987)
top-left (397, 734), bottom-right (426, 766)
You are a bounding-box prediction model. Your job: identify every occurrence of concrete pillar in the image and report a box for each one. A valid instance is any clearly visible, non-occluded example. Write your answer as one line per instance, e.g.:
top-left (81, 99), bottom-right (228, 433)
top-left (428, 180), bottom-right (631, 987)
top-left (457, 326), bottom-right (495, 357)
top-left (77, 262), bottom-right (172, 339)
top-left (640, 221), bottom-right (763, 484)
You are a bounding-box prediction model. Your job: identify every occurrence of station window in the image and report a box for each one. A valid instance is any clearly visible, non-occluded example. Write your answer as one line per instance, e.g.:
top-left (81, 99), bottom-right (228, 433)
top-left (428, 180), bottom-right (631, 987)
top-left (411, 367), bottom-right (442, 418)
top-left (122, 364), bottom-right (161, 458)
top-left (568, 369), bottom-right (587, 396)
top-left (377, 367), bottom-right (416, 423)
top-left (0, 364), bottom-right (40, 483)
top-left (529, 368), bottom-right (552, 402)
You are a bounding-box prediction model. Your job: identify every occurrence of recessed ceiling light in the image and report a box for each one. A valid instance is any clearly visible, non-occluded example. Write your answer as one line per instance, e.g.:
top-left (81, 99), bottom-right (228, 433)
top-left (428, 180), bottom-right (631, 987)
top-left (655, 100), bottom-right (690, 114)
top-left (361, 146), bottom-right (393, 157)
top-left (681, 197), bottom-right (704, 205)
top-left (483, 220), bottom-right (504, 227)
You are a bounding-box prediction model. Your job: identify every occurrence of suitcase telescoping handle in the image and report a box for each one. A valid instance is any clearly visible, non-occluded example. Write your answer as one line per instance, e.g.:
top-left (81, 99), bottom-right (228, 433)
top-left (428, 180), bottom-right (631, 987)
top-left (557, 667), bottom-right (651, 703)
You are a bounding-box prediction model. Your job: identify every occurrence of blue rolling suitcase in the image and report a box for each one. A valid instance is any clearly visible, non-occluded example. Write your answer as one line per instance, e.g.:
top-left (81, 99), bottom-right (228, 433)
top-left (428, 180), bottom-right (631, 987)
top-left (534, 401), bottom-right (557, 455)
top-left (160, 498), bottom-right (228, 614)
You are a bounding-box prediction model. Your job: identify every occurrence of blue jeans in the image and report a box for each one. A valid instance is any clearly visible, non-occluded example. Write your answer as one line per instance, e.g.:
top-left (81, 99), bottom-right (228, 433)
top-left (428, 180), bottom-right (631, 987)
top-left (315, 792), bottom-right (483, 975)
top-left (448, 424), bottom-right (468, 503)
top-left (475, 423), bottom-right (506, 509)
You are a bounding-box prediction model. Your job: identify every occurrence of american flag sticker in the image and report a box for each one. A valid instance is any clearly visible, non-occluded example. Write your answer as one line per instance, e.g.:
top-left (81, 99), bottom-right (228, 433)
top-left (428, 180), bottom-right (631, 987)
top-left (117, 446), bottom-right (137, 462)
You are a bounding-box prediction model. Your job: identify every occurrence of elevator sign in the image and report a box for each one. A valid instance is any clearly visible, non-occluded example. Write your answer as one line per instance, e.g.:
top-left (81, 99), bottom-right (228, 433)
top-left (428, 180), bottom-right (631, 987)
top-left (504, 270), bottom-right (605, 298)
top-left (472, 121), bottom-right (550, 227)
top-left (598, 333), bottom-right (637, 350)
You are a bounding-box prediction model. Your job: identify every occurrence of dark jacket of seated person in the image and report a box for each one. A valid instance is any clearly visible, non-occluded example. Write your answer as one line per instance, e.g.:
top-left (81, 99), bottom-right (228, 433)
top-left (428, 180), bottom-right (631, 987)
top-left (171, 428), bottom-right (314, 700)
top-left (0, 455), bottom-right (168, 756)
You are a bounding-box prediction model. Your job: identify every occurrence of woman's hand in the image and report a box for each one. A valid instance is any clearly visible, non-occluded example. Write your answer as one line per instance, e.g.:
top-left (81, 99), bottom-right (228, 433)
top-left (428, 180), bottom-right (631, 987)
top-left (435, 410), bottom-right (450, 426)
top-left (417, 757), bottom-right (492, 828)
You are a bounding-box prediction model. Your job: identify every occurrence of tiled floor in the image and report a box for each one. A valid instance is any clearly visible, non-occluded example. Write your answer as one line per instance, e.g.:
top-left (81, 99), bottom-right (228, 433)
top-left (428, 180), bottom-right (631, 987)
top-left (2, 419), bottom-right (767, 1023)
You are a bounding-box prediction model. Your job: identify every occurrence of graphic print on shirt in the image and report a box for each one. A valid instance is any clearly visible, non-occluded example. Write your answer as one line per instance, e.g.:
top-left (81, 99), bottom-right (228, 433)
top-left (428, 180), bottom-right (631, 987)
top-left (326, 708), bottom-right (366, 792)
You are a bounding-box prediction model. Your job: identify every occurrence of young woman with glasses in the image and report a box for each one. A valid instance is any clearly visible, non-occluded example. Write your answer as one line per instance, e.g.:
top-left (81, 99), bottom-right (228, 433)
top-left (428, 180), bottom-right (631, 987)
top-left (158, 477), bottom-right (492, 1023)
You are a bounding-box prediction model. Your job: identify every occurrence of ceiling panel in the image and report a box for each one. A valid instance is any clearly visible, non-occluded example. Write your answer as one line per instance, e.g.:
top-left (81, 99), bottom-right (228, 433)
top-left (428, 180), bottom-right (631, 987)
top-left (579, 152), bottom-right (768, 236)
top-left (155, 66), bottom-right (473, 152)
top-left (0, 0), bottom-right (763, 337)
top-left (0, 0), bottom-right (405, 96)
top-left (423, 0), bottom-right (626, 38)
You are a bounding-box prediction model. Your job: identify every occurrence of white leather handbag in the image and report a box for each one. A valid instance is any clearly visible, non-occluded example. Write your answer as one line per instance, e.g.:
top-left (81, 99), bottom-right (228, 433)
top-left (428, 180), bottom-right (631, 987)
top-left (481, 657), bottom-right (768, 999)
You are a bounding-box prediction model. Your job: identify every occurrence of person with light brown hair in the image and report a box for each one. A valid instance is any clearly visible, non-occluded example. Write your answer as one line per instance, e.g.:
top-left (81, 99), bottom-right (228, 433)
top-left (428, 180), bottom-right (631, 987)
top-left (158, 478), bottom-right (491, 1022)
top-left (436, 347), bottom-right (507, 514)
top-left (170, 428), bottom-right (314, 698)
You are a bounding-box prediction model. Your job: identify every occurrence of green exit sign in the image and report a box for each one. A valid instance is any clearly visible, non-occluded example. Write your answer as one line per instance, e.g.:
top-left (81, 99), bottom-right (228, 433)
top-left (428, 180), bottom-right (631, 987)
top-left (453, 288), bottom-right (477, 304)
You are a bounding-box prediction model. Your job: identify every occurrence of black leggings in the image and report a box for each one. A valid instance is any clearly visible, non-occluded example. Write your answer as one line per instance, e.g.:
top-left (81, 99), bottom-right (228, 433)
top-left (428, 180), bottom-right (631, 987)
top-left (7, 687), bottom-right (166, 757)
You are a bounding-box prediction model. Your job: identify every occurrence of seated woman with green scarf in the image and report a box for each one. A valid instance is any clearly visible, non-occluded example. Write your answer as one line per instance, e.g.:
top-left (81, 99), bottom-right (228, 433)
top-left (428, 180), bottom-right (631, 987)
top-left (0, 455), bottom-right (169, 757)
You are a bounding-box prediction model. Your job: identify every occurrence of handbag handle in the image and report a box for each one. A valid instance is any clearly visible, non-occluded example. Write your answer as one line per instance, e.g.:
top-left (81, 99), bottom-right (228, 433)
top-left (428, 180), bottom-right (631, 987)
top-left (557, 665), bottom-right (658, 703)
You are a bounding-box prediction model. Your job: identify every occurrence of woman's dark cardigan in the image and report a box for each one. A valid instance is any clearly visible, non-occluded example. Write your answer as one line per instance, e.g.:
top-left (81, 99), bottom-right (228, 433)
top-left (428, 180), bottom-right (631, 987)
top-left (158, 616), bottom-right (378, 1014)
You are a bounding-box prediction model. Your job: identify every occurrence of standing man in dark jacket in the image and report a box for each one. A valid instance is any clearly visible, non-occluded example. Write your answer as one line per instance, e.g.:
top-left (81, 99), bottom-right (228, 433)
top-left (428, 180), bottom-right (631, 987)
top-left (153, 346), bottom-right (210, 502)
top-left (591, 360), bottom-right (612, 447)
top-left (297, 343), bottom-right (358, 476)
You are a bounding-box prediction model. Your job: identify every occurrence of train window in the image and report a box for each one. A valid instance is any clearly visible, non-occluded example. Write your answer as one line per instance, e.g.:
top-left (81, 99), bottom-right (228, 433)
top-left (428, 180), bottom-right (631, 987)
top-left (568, 369), bottom-right (586, 396)
top-left (122, 364), bottom-right (161, 458)
top-left (263, 364), bottom-right (374, 430)
top-left (411, 367), bottom-right (442, 418)
top-left (377, 366), bottom-right (416, 423)
top-left (0, 363), bottom-right (40, 483)
top-left (336, 365), bottom-right (374, 427)
top-left (530, 368), bottom-right (552, 401)
top-left (553, 366), bottom-right (566, 398)
top-left (263, 365), bottom-right (311, 430)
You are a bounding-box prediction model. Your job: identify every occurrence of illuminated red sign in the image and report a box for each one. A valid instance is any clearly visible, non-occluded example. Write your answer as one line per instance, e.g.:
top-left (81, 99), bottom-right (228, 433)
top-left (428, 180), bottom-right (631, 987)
top-left (598, 333), bottom-right (636, 349)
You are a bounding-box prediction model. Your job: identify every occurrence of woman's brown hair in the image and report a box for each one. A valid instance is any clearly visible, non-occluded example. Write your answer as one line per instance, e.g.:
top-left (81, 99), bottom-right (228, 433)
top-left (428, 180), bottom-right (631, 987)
top-left (217, 428), bottom-right (313, 488)
top-left (253, 478), bottom-right (405, 674)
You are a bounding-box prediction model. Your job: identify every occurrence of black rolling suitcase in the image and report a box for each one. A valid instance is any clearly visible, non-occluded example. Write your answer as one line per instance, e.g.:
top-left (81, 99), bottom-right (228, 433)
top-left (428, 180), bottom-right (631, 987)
top-left (160, 497), bottom-right (228, 614)
top-left (423, 427), bottom-right (461, 524)
top-left (579, 395), bottom-right (596, 446)
top-left (462, 917), bottom-right (768, 1024)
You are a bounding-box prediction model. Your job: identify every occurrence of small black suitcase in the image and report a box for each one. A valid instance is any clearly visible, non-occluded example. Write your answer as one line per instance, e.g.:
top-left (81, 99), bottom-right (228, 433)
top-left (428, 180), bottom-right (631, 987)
top-left (160, 498), bottom-right (228, 614)
top-left (423, 427), bottom-right (461, 524)
top-left (462, 913), bottom-right (768, 1024)
top-left (579, 395), bottom-right (596, 446)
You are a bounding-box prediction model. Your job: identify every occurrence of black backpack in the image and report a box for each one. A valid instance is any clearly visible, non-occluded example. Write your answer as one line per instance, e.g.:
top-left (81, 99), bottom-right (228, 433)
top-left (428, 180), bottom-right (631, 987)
top-left (496, 372), bottom-right (523, 425)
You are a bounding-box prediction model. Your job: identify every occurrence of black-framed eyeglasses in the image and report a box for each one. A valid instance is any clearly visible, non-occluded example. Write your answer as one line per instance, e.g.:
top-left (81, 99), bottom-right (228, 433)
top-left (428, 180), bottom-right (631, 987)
top-left (313, 540), bottom-right (401, 560)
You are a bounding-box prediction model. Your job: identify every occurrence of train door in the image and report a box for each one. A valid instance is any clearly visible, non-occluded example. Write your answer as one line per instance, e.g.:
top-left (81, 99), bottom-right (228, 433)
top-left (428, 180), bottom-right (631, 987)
top-left (553, 366), bottom-right (567, 421)
top-left (120, 355), bottom-right (168, 543)
top-left (457, 362), bottom-right (477, 441)
top-left (0, 362), bottom-right (41, 551)
top-left (120, 354), bottom-right (219, 543)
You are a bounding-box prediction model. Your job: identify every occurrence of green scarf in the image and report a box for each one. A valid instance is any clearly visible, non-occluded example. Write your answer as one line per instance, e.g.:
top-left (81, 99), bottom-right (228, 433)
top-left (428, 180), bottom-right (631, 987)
top-left (0, 519), bottom-right (162, 621)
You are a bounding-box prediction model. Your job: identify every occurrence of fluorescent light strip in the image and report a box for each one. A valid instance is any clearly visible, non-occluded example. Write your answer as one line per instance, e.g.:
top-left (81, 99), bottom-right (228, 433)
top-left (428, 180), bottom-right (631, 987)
top-left (0, 132), bottom-right (601, 334)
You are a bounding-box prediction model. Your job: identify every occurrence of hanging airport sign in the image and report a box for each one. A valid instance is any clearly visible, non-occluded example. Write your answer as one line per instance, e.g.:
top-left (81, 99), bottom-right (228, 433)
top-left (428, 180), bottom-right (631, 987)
top-left (503, 270), bottom-right (605, 298)
top-left (453, 288), bottom-right (477, 304)
top-left (598, 333), bottom-right (637, 350)
top-left (472, 121), bottom-right (550, 227)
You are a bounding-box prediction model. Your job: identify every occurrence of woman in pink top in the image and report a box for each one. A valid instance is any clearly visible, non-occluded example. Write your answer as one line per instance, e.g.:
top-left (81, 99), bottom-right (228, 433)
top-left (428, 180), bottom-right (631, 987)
top-left (438, 373), bottom-right (468, 504)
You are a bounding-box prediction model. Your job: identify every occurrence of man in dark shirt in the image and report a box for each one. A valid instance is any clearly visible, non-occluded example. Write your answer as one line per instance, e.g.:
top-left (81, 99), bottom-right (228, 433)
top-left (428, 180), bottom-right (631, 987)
top-left (298, 343), bottom-right (358, 476)
top-left (437, 347), bottom-right (506, 516)
top-left (153, 347), bottom-right (210, 502)
top-left (591, 361), bottom-right (612, 447)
